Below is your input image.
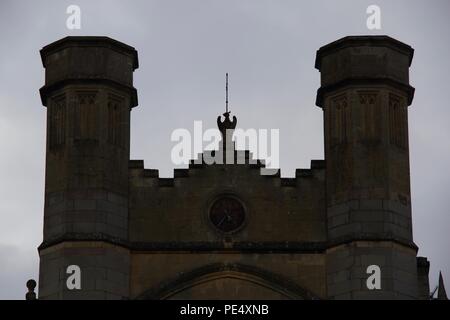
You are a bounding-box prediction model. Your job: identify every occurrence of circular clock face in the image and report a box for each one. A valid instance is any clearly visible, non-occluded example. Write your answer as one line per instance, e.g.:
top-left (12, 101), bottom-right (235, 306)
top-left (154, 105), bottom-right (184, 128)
top-left (209, 196), bottom-right (246, 233)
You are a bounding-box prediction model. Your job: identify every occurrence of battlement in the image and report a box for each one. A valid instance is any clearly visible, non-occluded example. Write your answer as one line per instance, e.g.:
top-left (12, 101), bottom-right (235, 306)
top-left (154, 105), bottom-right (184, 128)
top-left (128, 156), bottom-right (325, 188)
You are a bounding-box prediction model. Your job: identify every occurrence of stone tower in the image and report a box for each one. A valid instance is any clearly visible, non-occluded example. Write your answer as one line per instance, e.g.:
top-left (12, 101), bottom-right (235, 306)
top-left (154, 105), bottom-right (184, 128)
top-left (38, 37), bottom-right (138, 299)
top-left (316, 36), bottom-right (419, 299)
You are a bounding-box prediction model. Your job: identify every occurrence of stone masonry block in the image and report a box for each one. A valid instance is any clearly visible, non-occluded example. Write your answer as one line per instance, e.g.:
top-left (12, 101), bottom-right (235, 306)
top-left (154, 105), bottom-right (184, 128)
top-left (46, 200), bottom-right (74, 216)
top-left (329, 269), bottom-right (351, 283)
top-left (96, 199), bottom-right (128, 217)
top-left (328, 278), bottom-right (362, 297)
top-left (326, 256), bottom-right (356, 274)
top-left (329, 213), bottom-right (349, 228)
top-left (104, 224), bottom-right (127, 239)
top-left (95, 279), bottom-right (128, 297)
top-left (360, 254), bottom-right (387, 267)
top-left (350, 210), bottom-right (384, 222)
top-left (328, 223), bottom-right (362, 239)
top-left (46, 191), bottom-right (65, 206)
top-left (382, 200), bottom-right (410, 217)
top-left (106, 269), bottom-right (128, 286)
top-left (107, 192), bottom-right (128, 206)
top-left (65, 211), bottom-right (107, 223)
top-left (359, 199), bottom-right (383, 210)
top-left (68, 222), bottom-right (96, 233)
top-left (74, 199), bottom-right (97, 211)
top-left (361, 222), bottom-right (384, 234)
top-left (392, 252), bottom-right (417, 274)
top-left (327, 202), bottom-right (350, 217)
top-left (106, 213), bottom-right (127, 229)
top-left (393, 279), bottom-right (417, 298)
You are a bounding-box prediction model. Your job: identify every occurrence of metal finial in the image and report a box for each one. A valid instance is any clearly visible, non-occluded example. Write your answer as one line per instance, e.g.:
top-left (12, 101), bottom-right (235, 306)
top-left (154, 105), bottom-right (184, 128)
top-left (226, 73), bottom-right (229, 114)
top-left (26, 279), bottom-right (37, 300)
top-left (438, 271), bottom-right (448, 300)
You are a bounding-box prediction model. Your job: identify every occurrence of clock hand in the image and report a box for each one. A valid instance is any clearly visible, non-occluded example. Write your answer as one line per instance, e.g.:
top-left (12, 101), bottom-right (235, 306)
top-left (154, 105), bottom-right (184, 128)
top-left (217, 215), bottom-right (226, 226)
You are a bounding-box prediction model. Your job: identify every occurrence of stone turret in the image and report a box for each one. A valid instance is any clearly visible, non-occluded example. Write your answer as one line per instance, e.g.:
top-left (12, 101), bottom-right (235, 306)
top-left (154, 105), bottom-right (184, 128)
top-left (316, 36), bottom-right (419, 299)
top-left (38, 36), bottom-right (138, 299)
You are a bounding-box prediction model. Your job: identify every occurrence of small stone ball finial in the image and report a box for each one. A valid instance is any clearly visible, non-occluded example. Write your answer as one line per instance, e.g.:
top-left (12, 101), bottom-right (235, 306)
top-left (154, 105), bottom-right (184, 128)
top-left (26, 279), bottom-right (37, 300)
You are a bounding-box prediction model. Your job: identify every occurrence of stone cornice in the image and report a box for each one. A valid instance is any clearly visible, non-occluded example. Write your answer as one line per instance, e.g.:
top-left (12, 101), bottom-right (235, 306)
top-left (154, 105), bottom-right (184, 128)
top-left (315, 35), bottom-right (414, 70)
top-left (38, 232), bottom-right (418, 253)
top-left (315, 77), bottom-right (415, 108)
top-left (39, 78), bottom-right (138, 108)
top-left (40, 36), bottom-right (139, 69)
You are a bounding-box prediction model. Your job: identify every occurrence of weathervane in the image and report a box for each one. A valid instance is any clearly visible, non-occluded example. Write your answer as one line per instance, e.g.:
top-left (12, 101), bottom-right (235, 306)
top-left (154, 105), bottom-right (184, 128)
top-left (226, 72), bottom-right (229, 114)
top-left (217, 73), bottom-right (237, 133)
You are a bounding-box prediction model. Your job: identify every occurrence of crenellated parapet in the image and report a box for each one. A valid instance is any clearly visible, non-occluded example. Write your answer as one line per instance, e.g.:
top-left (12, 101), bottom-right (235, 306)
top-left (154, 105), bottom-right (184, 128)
top-left (128, 156), bottom-right (325, 188)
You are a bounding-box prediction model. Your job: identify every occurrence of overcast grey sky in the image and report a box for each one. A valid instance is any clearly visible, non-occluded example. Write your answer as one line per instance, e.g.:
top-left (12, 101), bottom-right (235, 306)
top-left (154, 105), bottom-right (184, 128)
top-left (0, 0), bottom-right (449, 299)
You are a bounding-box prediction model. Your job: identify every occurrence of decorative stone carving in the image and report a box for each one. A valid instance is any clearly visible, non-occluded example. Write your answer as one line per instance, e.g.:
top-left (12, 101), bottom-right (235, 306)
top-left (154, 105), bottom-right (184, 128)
top-left (48, 94), bottom-right (66, 150)
top-left (330, 94), bottom-right (349, 148)
top-left (74, 91), bottom-right (97, 140)
top-left (108, 93), bottom-right (126, 148)
top-left (359, 92), bottom-right (380, 143)
top-left (389, 93), bottom-right (407, 149)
